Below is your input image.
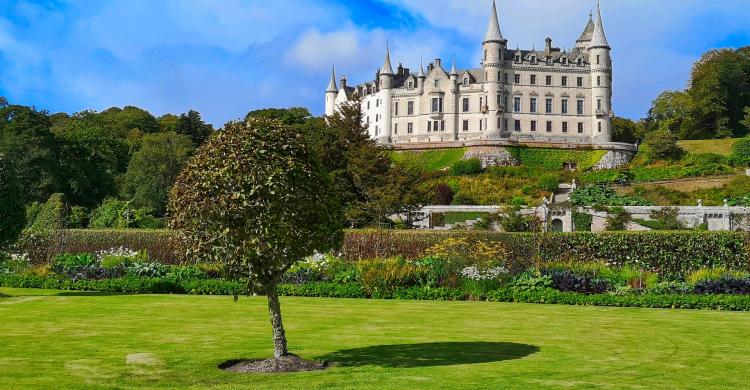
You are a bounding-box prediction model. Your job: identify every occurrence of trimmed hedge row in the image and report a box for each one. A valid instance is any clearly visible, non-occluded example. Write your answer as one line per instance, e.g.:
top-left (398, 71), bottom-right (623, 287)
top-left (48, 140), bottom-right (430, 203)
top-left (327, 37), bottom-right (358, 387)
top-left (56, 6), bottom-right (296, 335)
top-left (15, 229), bottom-right (750, 280)
top-left (2, 274), bottom-right (749, 311)
top-left (342, 230), bottom-right (750, 280)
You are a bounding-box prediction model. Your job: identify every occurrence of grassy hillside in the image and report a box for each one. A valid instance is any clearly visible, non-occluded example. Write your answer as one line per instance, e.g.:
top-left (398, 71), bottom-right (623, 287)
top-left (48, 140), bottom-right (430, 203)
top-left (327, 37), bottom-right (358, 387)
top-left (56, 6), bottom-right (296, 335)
top-left (678, 138), bottom-right (739, 156)
top-left (391, 148), bottom-right (466, 172)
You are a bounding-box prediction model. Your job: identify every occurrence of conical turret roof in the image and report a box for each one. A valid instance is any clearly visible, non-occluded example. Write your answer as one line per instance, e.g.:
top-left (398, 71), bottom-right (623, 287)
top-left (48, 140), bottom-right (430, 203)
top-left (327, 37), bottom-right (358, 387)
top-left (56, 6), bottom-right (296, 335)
top-left (380, 43), bottom-right (394, 75)
top-left (590, 2), bottom-right (610, 48)
top-left (484, 0), bottom-right (504, 43)
top-left (326, 66), bottom-right (338, 93)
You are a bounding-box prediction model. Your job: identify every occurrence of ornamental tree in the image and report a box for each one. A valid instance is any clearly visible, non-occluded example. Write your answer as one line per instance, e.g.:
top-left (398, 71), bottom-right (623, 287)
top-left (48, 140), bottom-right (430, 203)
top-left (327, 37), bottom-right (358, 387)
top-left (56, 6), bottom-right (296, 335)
top-left (168, 118), bottom-right (343, 358)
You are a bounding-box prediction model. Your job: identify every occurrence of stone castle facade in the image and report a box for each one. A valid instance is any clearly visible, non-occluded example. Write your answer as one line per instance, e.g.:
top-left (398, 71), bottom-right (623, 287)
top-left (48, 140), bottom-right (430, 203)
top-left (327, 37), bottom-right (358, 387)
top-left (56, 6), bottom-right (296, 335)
top-left (325, 1), bottom-right (614, 147)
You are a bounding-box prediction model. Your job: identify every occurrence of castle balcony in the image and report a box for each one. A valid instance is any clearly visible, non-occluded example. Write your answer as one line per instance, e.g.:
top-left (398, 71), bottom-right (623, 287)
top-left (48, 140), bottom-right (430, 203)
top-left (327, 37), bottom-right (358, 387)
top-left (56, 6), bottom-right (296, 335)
top-left (429, 112), bottom-right (444, 120)
top-left (596, 110), bottom-right (608, 118)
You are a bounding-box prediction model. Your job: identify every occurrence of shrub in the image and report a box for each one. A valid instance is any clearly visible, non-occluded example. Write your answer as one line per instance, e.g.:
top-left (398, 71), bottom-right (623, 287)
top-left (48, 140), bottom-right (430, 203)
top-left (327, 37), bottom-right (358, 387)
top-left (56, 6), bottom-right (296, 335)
top-left (29, 193), bottom-right (68, 231)
top-left (413, 256), bottom-right (452, 288)
top-left (434, 184), bottom-right (454, 205)
top-left (0, 154), bottom-right (25, 247)
top-left (89, 199), bottom-right (165, 230)
top-left (0, 253), bottom-right (30, 274)
top-left (694, 277), bottom-right (750, 295)
top-left (645, 207), bottom-right (685, 230)
top-left (424, 237), bottom-right (507, 268)
top-left (687, 267), bottom-right (749, 285)
top-left (731, 137), bottom-right (750, 166)
top-left (97, 247), bottom-right (145, 269)
top-left (572, 212), bottom-right (593, 232)
top-left (68, 206), bottom-right (89, 229)
top-left (538, 173), bottom-right (561, 192)
top-left (545, 270), bottom-right (611, 294)
top-left (570, 185), bottom-right (650, 207)
top-left (644, 129), bottom-right (685, 161)
top-left (459, 265), bottom-right (510, 299)
top-left (450, 158), bottom-right (483, 175)
top-left (357, 258), bottom-right (423, 296)
top-left (127, 262), bottom-right (169, 278)
top-left (606, 207), bottom-right (631, 231)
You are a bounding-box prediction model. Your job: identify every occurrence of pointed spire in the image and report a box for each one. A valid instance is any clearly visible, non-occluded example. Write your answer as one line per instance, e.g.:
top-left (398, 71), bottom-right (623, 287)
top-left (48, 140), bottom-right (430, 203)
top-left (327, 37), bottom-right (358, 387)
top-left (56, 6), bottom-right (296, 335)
top-left (483, 0), bottom-right (504, 43)
top-left (326, 66), bottom-right (338, 93)
top-left (380, 42), bottom-right (394, 75)
top-left (590, 1), bottom-right (610, 48)
top-left (450, 54), bottom-right (459, 76)
top-left (577, 11), bottom-right (595, 43)
top-left (417, 57), bottom-right (426, 78)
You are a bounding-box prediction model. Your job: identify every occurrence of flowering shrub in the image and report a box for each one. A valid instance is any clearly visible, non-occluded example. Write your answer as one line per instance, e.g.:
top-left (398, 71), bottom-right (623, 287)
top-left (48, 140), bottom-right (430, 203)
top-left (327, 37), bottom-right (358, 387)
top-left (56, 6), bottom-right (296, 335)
top-left (0, 253), bottom-right (30, 274)
top-left (459, 265), bottom-right (510, 299)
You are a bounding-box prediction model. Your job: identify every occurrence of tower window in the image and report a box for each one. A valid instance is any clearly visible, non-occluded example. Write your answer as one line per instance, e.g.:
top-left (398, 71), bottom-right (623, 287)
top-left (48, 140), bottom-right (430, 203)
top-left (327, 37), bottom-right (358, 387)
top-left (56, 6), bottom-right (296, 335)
top-left (479, 119), bottom-right (483, 131)
top-left (464, 78), bottom-right (469, 87)
top-left (598, 122), bottom-right (602, 132)
top-left (504, 73), bottom-right (508, 83)
top-left (395, 102), bottom-right (399, 116)
top-left (597, 98), bottom-right (602, 111)
top-left (394, 123), bottom-right (398, 134)
top-left (597, 55), bottom-right (601, 65)
top-left (597, 76), bottom-right (601, 86)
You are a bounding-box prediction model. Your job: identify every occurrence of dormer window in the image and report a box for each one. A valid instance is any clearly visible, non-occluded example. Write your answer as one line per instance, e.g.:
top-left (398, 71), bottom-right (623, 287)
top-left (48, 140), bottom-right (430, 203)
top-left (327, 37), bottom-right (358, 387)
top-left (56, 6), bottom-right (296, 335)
top-left (434, 80), bottom-right (440, 88)
top-left (463, 78), bottom-right (469, 87)
top-left (408, 81), bottom-right (414, 89)
top-left (577, 58), bottom-right (582, 66)
top-left (515, 54), bottom-right (521, 62)
top-left (562, 57), bottom-right (567, 65)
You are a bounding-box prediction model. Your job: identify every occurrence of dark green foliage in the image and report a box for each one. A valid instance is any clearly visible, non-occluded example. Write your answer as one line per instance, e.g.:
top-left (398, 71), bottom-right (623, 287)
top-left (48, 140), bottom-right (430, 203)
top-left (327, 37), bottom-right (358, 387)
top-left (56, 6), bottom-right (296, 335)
top-left (643, 129), bottom-right (686, 161)
top-left (0, 154), bottom-right (24, 247)
top-left (645, 207), bottom-right (685, 230)
top-left (434, 184), bottom-right (454, 205)
top-left (29, 193), bottom-right (68, 231)
top-left (175, 110), bottom-right (213, 146)
top-left (537, 173), bottom-right (561, 192)
top-left (731, 137), bottom-right (750, 166)
top-left (67, 206), bottom-right (89, 229)
top-left (119, 132), bottom-right (194, 215)
top-left (694, 277), bottom-right (750, 295)
top-left (89, 198), bottom-right (164, 229)
top-left (572, 212), bottom-right (593, 232)
top-left (497, 209), bottom-right (541, 233)
top-left (450, 159), bottom-right (483, 175)
top-left (570, 185), bottom-right (651, 206)
top-left (0, 103), bottom-right (59, 204)
top-left (606, 207), bottom-right (631, 231)
top-left (96, 106), bottom-right (161, 136)
top-left (545, 270), bottom-right (610, 294)
top-left (611, 117), bottom-right (641, 144)
top-left (168, 117), bottom-right (344, 310)
top-left (508, 147), bottom-right (606, 171)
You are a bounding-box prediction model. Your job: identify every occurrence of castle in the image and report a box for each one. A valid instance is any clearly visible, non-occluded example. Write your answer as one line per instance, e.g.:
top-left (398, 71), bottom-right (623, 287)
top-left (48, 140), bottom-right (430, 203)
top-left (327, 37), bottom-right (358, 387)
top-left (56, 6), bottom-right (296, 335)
top-left (325, 1), bottom-right (617, 148)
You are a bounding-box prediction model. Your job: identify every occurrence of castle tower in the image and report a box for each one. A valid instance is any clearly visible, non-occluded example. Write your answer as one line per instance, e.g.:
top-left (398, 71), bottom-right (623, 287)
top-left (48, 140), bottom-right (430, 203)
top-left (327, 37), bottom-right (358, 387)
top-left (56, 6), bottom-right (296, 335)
top-left (417, 57), bottom-right (426, 93)
top-left (325, 66), bottom-right (338, 116)
top-left (482, 0), bottom-right (507, 139)
top-left (589, 1), bottom-right (612, 144)
top-left (378, 43), bottom-right (394, 143)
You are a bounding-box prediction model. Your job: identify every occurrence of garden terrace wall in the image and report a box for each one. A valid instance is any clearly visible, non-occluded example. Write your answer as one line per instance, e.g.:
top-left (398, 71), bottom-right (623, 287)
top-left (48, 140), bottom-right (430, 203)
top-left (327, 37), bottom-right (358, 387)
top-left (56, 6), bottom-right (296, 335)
top-left (341, 230), bottom-right (750, 280)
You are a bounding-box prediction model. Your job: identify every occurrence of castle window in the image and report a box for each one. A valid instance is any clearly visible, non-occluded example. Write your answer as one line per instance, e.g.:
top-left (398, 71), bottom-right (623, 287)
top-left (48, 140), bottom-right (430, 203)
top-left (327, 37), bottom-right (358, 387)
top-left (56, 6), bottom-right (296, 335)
top-left (375, 126), bottom-right (379, 135)
top-left (514, 120), bottom-right (521, 132)
top-left (497, 117), bottom-right (502, 130)
top-left (598, 122), bottom-right (602, 132)
top-left (440, 121), bottom-right (445, 131)
top-left (366, 116), bottom-right (370, 124)
top-left (530, 75), bottom-right (537, 85)
top-left (376, 99), bottom-right (379, 107)
top-left (434, 79), bottom-right (440, 88)
top-left (530, 98), bottom-right (537, 113)
top-left (463, 78), bottom-right (469, 87)
top-left (562, 99), bottom-right (569, 114)
top-left (515, 54), bottom-right (521, 62)
top-left (546, 121), bottom-right (553, 132)
top-left (531, 120), bottom-right (537, 132)
top-left (577, 77), bottom-right (583, 87)
top-left (562, 122), bottom-right (568, 133)
top-left (462, 98), bottom-right (470, 112)
top-left (394, 123), bottom-right (398, 134)
top-left (578, 122), bottom-right (584, 133)
top-left (479, 119), bottom-right (483, 131)
top-left (597, 55), bottom-right (601, 65)
top-left (434, 121), bottom-right (440, 131)
top-left (431, 97), bottom-right (443, 113)
top-left (407, 122), bottom-right (413, 134)
top-left (546, 75), bottom-right (552, 86)
top-left (375, 114), bottom-right (379, 122)
top-left (497, 71), bottom-right (501, 81)
top-left (427, 121), bottom-right (432, 132)
top-left (597, 98), bottom-right (602, 111)
top-left (497, 94), bottom-right (502, 108)
top-left (407, 101), bottom-right (414, 115)
top-left (577, 100), bottom-right (584, 115)
top-left (597, 76), bottom-right (601, 86)
top-left (463, 120), bottom-right (469, 132)
top-left (395, 102), bottom-right (399, 116)
top-left (577, 58), bottom-right (582, 66)
top-left (514, 74), bottom-right (520, 84)
top-left (545, 99), bottom-right (553, 114)
top-left (562, 76), bottom-right (568, 86)
top-left (504, 96), bottom-right (508, 110)
top-left (367, 101), bottom-right (370, 109)
top-left (503, 73), bottom-right (508, 83)
top-left (408, 81), bottom-right (413, 89)
top-left (480, 96), bottom-right (484, 108)
top-left (514, 97), bottom-right (521, 112)
top-left (503, 119), bottom-right (509, 131)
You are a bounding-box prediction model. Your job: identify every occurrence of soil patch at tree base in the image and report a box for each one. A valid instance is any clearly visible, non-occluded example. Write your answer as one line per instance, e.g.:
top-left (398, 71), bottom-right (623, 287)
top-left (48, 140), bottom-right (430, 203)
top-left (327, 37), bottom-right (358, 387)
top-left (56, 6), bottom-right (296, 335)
top-left (219, 354), bottom-right (329, 373)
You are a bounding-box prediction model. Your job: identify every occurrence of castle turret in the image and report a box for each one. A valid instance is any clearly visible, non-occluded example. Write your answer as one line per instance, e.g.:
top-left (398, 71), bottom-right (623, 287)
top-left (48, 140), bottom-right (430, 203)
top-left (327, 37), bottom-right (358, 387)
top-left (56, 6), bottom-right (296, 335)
top-left (482, 0), bottom-right (507, 139)
top-left (377, 44), bottom-right (394, 144)
top-left (417, 57), bottom-right (426, 93)
top-left (325, 66), bottom-right (338, 116)
top-left (588, 1), bottom-right (612, 144)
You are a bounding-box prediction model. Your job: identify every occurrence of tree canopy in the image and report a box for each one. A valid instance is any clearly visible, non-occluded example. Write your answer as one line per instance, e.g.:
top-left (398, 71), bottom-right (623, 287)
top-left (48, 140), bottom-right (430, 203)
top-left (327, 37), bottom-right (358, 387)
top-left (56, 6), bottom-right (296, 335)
top-left (0, 153), bottom-right (25, 247)
top-left (169, 118), bottom-right (343, 358)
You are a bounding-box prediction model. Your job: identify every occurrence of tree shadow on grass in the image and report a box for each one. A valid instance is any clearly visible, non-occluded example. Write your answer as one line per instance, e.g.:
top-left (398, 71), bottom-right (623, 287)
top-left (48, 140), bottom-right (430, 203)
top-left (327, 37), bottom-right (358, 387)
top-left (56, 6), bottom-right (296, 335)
top-left (320, 342), bottom-right (539, 368)
top-left (54, 291), bottom-right (133, 297)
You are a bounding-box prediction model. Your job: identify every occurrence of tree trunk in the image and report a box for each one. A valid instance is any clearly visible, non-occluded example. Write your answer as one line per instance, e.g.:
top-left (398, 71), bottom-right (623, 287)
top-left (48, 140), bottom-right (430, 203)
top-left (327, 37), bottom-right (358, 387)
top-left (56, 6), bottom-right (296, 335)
top-left (265, 283), bottom-right (288, 358)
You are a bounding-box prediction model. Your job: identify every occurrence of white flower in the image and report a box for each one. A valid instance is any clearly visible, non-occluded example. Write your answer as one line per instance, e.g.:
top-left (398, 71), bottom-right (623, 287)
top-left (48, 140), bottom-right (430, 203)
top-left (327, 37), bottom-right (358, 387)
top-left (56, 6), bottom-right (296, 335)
top-left (460, 266), bottom-right (508, 281)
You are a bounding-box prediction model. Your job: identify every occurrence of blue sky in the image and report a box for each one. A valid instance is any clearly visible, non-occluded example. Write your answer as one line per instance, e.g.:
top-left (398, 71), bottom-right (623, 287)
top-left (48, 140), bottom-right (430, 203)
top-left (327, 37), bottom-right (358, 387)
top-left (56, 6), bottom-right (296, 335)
top-left (0, 0), bottom-right (749, 126)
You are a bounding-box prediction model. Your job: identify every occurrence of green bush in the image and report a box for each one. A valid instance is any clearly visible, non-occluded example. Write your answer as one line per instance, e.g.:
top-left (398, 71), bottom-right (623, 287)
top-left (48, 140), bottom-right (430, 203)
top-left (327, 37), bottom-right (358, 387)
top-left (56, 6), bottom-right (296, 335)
top-left (643, 129), bottom-right (685, 161)
top-left (686, 267), bottom-right (750, 285)
top-left (341, 230), bottom-right (750, 280)
top-left (357, 258), bottom-right (423, 296)
top-left (538, 173), bottom-right (561, 192)
top-left (570, 185), bottom-right (651, 206)
top-left (508, 147), bottom-right (606, 171)
top-left (450, 158), bottom-right (483, 175)
top-left (572, 212), bottom-right (593, 232)
top-left (731, 138), bottom-right (750, 166)
top-left (29, 193), bottom-right (68, 232)
top-left (89, 198), bottom-right (165, 230)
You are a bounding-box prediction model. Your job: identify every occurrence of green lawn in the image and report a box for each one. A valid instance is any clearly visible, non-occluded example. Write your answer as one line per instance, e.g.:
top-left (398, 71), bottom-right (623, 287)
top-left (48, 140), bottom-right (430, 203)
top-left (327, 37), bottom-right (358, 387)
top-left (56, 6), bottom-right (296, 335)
top-left (2, 288), bottom-right (750, 389)
top-left (678, 138), bottom-right (739, 156)
top-left (391, 148), bottom-right (466, 172)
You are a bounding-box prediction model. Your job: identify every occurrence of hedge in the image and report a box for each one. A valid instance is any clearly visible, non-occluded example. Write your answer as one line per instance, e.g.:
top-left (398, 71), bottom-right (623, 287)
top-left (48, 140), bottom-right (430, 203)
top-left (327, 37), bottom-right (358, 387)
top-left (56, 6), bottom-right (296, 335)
top-left (342, 230), bottom-right (750, 280)
top-left (2, 275), bottom-right (749, 311)
top-left (13, 229), bottom-right (750, 280)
